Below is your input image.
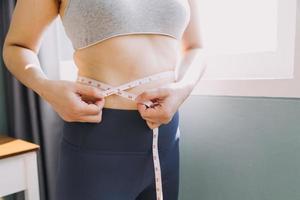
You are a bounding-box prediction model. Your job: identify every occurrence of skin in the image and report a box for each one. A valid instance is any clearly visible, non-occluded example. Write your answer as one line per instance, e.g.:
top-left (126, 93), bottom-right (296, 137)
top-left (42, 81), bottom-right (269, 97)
top-left (2, 0), bottom-right (207, 129)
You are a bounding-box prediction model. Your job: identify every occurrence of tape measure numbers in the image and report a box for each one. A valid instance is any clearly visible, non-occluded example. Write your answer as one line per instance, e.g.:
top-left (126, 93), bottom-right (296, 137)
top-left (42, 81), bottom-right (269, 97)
top-left (77, 70), bottom-right (175, 200)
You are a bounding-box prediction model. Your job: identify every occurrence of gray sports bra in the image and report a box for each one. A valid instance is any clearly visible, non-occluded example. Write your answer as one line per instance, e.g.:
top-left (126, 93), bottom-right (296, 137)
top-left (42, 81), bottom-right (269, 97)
top-left (61, 0), bottom-right (191, 50)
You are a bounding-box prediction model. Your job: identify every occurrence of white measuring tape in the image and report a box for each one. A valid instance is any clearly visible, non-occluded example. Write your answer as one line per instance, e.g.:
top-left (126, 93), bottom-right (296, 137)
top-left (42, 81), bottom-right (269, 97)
top-left (77, 70), bottom-right (175, 200)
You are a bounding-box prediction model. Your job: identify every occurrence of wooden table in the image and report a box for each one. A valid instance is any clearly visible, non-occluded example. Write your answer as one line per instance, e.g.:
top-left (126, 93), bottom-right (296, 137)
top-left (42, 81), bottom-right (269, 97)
top-left (0, 135), bottom-right (40, 200)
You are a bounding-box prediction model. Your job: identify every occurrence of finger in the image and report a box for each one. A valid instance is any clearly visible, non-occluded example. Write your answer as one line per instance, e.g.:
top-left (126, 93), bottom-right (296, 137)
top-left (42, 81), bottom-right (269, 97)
top-left (95, 98), bottom-right (105, 109)
top-left (143, 116), bottom-right (163, 124)
top-left (77, 112), bottom-right (103, 123)
top-left (77, 99), bottom-right (104, 115)
top-left (146, 121), bottom-right (155, 129)
top-left (146, 120), bottom-right (160, 129)
top-left (75, 83), bottom-right (104, 99)
top-left (135, 88), bottom-right (169, 103)
top-left (137, 103), bottom-right (162, 118)
top-left (138, 107), bottom-right (161, 123)
top-left (80, 103), bottom-right (102, 115)
top-left (138, 102), bottom-right (173, 124)
top-left (143, 112), bottom-right (171, 125)
top-left (138, 106), bottom-right (163, 126)
top-left (145, 118), bottom-right (163, 127)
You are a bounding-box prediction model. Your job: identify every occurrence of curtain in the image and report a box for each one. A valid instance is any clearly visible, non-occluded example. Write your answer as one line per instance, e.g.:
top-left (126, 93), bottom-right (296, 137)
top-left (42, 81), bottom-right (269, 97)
top-left (1, 0), bottom-right (65, 199)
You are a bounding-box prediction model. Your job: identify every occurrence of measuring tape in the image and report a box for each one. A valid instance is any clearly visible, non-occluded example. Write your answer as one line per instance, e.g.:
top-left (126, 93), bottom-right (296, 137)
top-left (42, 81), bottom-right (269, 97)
top-left (77, 70), bottom-right (175, 200)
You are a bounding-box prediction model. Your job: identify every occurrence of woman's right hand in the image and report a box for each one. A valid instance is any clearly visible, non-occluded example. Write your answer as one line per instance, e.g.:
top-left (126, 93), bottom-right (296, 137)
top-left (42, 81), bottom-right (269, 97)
top-left (39, 79), bottom-right (105, 123)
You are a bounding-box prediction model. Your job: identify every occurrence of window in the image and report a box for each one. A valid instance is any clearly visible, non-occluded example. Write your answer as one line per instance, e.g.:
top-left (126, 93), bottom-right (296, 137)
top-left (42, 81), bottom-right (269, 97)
top-left (54, 0), bottom-right (299, 97)
top-left (193, 0), bottom-right (299, 97)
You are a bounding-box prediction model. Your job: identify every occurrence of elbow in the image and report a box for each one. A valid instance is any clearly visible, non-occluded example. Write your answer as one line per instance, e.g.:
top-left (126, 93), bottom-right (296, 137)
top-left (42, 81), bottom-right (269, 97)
top-left (2, 40), bottom-right (17, 70)
top-left (2, 42), bottom-right (17, 70)
top-left (181, 43), bottom-right (204, 53)
top-left (2, 41), bottom-right (38, 69)
top-left (181, 45), bottom-right (204, 56)
top-left (186, 45), bottom-right (203, 51)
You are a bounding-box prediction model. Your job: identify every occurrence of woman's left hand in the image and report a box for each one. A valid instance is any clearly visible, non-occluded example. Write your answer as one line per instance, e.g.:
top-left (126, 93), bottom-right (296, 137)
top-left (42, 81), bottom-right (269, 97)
top-left (135, 82), bottom-right (190, 129)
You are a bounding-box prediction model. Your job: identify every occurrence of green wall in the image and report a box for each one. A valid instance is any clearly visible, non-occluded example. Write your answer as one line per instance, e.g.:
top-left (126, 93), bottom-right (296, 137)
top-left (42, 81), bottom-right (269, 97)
top-left (179, 96), bottom-right (300, 200)
top-left (0, 92), bottom-right (299, 199)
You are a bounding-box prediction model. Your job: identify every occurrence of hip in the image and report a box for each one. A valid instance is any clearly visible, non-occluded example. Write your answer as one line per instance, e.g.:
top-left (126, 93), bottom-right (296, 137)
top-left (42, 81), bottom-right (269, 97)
top-left (61, 107), bottom-right (180, 154)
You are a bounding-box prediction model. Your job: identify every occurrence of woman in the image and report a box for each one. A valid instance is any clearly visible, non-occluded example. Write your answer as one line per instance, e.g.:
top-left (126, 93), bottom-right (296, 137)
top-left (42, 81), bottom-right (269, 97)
top-left (3, 0), bottom-right (206, 199)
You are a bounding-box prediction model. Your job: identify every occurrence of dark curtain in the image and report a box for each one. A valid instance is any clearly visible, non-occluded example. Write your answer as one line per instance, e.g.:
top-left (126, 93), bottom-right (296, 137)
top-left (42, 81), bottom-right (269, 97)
top-left (1, 0), bottom-right (63, 200)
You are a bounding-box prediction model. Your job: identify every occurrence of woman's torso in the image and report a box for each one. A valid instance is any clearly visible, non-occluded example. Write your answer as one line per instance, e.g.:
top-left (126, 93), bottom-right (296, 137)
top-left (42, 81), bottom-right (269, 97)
top-left (58, 0), bottom-right (190, 110)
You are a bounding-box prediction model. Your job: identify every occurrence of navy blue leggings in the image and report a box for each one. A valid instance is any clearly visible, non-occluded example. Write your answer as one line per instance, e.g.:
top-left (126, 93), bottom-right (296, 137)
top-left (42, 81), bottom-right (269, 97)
top-left (55, 107), bottom-right (180, 200)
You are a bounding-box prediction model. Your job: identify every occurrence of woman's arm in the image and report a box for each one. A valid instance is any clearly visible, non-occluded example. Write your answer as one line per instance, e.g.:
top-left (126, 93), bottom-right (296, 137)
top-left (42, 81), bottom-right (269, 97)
top-left (2, 0), bottom-right (59, 96)
top-left (136, 0), bottom-right (207, 129)
top-left (174, 0), bottom-right (207, 97)
top-left (2, 0), bottom-right (105, 123)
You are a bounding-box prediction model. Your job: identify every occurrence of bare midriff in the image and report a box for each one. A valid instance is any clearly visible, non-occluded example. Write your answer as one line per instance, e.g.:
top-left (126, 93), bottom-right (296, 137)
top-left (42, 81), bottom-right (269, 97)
top-left (59, 1), bottom-right (181, 110)
top-left (73, 34), bottom-right (181, 110)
